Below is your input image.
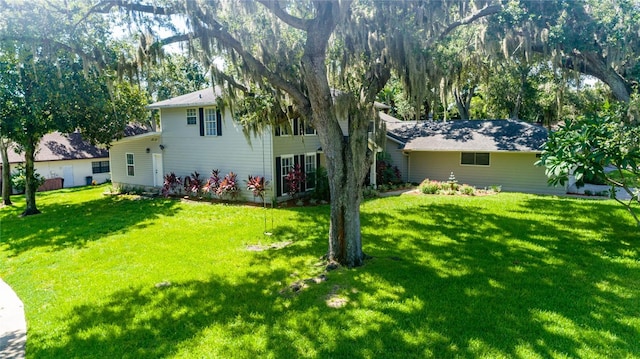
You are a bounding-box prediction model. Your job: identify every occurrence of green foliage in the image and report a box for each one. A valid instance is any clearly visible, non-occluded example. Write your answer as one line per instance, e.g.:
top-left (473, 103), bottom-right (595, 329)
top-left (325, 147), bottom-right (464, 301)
top-left (460, 184), bottom-right (476, 196)
top-left (376, 152), bottom-right (402, 185)
top-left (311, 167), bottom-right (330, 201)
top-left (419, 179), bottom-right (443, 194)
top-left (10, 164), bottom-right (45, 194)
top-left (537, 109), bottom-right (640, 225)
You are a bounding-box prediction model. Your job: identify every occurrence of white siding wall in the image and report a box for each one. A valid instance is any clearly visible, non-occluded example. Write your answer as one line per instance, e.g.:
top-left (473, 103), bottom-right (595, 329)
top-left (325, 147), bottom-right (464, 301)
top-left (408, 151), bottom-right (566, 195)
top-left (109, 136), bottom-right (159, 189)
top-left (159, 107), bottom-right (274, 201)
top-left (32, 158), bottom-right (110, 187)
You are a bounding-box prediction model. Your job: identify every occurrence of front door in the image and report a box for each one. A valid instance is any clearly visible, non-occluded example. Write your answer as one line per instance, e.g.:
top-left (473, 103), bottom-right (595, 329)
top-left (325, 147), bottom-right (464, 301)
top-left (152, 153), bottom-right (163, 187)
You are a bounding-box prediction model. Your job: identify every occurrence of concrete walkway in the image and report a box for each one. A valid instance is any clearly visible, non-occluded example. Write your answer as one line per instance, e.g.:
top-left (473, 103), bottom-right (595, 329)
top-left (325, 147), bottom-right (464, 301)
top-left (0, 279), bottom-right (26, 359)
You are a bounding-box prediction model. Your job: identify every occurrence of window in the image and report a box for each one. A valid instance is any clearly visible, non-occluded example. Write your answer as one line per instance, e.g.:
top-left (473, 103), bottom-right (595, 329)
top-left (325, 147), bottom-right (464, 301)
top-left (299, 119), bottom-right (316, 136)
top-left (204, 108), bottom-right (218, 136)
top-left (280, 155), bottom-right (294, 195)
top-left (126, 153), bottom-right (135, 176)
top-left (305, 153), bottom-right (317, 189)
top-left (461, 152), bottom-right (490, 166)
top-left (92, 161), bottom-right (110, 174)
top-left (275, 121), bottom-right (292, 137)
top-left (186, 108), bottom-right (197, 125)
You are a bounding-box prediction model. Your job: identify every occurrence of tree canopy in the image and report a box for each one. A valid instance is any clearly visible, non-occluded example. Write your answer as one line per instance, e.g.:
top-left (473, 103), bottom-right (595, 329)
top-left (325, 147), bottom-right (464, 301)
top-left (0, 1), bottom-right (148, 216)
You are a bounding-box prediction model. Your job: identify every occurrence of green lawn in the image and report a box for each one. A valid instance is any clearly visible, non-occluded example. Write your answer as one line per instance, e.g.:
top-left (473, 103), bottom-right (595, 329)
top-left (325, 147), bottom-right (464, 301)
top-left (1, 185), bottom-right (639, 358)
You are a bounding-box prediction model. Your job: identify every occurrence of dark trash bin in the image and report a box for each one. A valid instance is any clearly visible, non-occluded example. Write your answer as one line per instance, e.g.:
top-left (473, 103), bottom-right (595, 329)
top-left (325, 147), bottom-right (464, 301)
top-left (85, 176), bottom-right (93, 186)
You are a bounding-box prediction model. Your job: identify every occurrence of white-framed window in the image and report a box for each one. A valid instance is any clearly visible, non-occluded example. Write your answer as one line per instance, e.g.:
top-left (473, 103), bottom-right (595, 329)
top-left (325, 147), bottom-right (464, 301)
top-left (186, 108), bottom-right (197, 125)
top-left (126, 153), bottom-right (135, 176)
top-left (305, 153), bottom-right (316, 190)
top-left (204, 108), bottom-right (217, 136)
top-left (280, 155), bottom-right (294, 195)
top-left (461, 152), bottom-right (490, 166)
top-left (301, 119), bottom-right (316, 136)
top-left (276, 121), bottom-right (292, 137)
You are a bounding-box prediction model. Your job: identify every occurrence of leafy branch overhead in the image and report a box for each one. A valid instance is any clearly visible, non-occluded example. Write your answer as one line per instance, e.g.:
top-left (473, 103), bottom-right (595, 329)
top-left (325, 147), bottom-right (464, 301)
top-left (537, 102), bottom-right (640, 226)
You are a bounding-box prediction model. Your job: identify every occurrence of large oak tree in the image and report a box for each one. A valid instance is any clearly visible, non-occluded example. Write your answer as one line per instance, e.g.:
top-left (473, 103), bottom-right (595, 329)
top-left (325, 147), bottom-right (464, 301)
top-left (95, 0), bottom-right (503, 267)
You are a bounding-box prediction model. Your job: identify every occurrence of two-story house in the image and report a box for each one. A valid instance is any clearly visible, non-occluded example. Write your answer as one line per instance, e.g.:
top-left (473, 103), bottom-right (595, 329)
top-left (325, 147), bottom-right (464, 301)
top-left (109, 87), bottom-right (323, 201)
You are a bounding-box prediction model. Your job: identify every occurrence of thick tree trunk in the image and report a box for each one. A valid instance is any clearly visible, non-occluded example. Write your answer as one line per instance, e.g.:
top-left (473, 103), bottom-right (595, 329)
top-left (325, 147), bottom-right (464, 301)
top-left (21, 139), bottom-right (40, 216)
top-left (0, 140), bottom-right (12, 206)
top-left (453, 87), bottom-right (474, 120)
top-left (300, 1), bottom-right (369, 267)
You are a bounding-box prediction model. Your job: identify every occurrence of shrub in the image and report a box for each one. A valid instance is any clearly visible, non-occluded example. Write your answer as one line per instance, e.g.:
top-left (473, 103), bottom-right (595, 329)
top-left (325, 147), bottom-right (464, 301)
top-left (285, 163), bottom-right (305, 198)
top-left (246, 175), bottom-right (269, 200)
top-left (216, 171), bottom-right (239, 200)
top-left (376, 152), bottom-right (402, 185)
top-left (11, 164), bottom-right (45, 194)
top-left (490, 185), bottom-right (502, 193)
top-left (202, 169), bottom-right (221, 197)
top-left (162, 172), bottom-right (182, 197)
top-left (460, 184), bottom-right (476, 196)
top-left (419, 179), bottom-right (442, 194)
top-left (311, 167), bottom-right (330, 201)
top-left (183, 171), bottom-right (204, 197)
top-left (362, 185), bottom-right (379, 199)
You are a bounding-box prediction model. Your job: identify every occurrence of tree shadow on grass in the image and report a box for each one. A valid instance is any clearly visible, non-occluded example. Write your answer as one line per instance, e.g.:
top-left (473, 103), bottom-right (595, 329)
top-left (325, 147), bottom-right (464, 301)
top-left (0, 195), bottom-right (181, 257)
top-left (353, 196), bottom-right (640, 357)
top-left (24, 195), bottom-right (640, 358)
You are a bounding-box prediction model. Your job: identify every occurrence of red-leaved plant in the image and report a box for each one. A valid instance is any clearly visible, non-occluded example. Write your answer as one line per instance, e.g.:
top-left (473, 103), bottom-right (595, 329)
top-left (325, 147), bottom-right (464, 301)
top-left (246, 175), bottom-right (269, 201)
top-left (202, 169), bottom-right (221, 197)
top-left (183, 171), bottom-right (204, 197)
top-left (216, 171), bottom-right (239, 199)
top-left (285, 163), bottom-right (305, 198)
top-left (162, 172), bottom-right (182, 197)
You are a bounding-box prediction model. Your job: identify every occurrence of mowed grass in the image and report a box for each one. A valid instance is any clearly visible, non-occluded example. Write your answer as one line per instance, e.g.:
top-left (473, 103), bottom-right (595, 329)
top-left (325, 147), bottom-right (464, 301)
top-left (1, 185), bottom-right (639, 359)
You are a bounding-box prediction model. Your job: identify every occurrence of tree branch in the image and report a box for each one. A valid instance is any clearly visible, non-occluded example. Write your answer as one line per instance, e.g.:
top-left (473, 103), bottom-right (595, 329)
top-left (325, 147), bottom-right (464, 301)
top-left (189, 8), bottom-right (310, 111)
top-left (91, 0), bottom-right (180, 16)
top-left (256, 0), bottom-right (310, 30)
top-left (426, 3), bottom-right (503, 47)
top-left (102, 1), bottom-right (311, 112)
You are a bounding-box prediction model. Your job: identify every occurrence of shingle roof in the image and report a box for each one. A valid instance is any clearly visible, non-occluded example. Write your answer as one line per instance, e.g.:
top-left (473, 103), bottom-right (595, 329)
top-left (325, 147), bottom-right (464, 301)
top-left (147, 87), bottom-right (222, 109)
top-left (8, 132), bottom-right (109, 163)
top-left (384, 119), bottom-right (548, 152)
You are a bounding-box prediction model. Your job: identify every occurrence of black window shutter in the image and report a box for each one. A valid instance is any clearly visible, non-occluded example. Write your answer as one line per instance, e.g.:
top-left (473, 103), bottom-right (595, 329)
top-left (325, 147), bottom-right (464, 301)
top-left (199, 108), bottom-right (204, 136)
top-left (299, 155), bottom-right (306, 192)
top-left (316, 153), bottom-right (321, 169)
top-left (216, 109), bottom-right (222, 136)
top-left (275, 157), bottom-right (282, 197)
top-left (293, 155), bottom-right (300, 193)
top-left (293, 118), bottom-right (299, 136)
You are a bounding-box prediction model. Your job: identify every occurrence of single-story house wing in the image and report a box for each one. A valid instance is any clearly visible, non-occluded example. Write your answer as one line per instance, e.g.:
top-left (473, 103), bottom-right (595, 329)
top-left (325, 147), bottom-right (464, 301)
top-left (383, 119), bottom-right (566, 195)
top-left (4, 131), bottom-right (111, 191)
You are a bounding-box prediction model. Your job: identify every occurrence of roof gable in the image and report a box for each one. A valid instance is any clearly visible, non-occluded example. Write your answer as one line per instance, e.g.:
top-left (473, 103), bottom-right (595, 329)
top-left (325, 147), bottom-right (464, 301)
top-left (385, 119), bottom-right (548, 152)
top-left (147, 87), bottom-right (222, 109)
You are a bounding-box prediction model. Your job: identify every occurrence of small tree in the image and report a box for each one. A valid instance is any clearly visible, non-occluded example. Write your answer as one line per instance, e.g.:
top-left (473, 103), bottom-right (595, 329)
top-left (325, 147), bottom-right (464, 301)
top-left (537, 109), bottom-right (640, 226)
